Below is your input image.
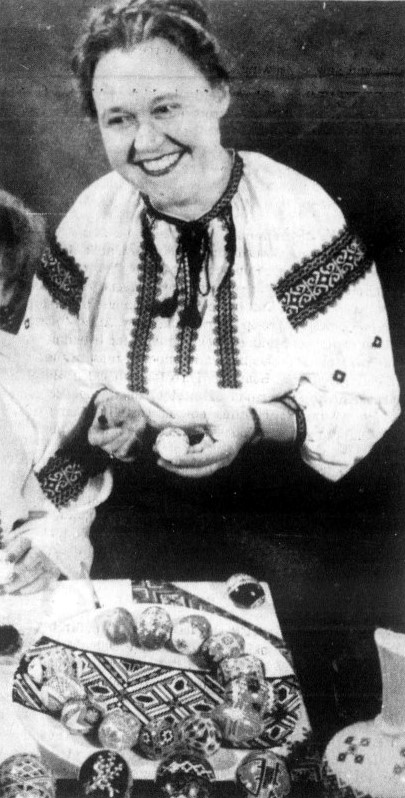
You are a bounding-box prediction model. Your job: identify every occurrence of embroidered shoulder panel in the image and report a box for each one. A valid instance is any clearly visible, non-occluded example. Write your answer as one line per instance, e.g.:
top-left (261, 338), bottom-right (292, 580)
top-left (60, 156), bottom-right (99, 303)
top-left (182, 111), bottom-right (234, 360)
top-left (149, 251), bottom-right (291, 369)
top-left (37, 236), bottom-right (87, 316)
top-left (35, 452), bottom-right (89, 510)
top-left (274, 228), bottom-right (372, 329)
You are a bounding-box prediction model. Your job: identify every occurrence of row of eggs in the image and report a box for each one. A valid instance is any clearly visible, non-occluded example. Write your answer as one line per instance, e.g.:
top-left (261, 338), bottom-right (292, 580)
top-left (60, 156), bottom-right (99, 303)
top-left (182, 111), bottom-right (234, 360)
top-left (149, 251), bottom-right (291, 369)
top-left (0, 748), bottom-right (291, 798)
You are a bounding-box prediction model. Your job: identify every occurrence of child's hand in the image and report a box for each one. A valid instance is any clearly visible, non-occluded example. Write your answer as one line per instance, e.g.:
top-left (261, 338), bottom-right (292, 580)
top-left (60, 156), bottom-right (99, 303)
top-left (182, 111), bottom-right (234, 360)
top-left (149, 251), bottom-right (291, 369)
top-left (3, 537), bottom-right (60, 594)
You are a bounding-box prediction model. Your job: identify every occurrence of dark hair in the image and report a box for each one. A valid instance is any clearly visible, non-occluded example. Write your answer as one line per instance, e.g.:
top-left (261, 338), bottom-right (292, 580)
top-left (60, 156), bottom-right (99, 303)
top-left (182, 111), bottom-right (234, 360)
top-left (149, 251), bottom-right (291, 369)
top-left (0, 190), bottom-right (45, 285)
top-left (72, 0), bottom-right (230, 118)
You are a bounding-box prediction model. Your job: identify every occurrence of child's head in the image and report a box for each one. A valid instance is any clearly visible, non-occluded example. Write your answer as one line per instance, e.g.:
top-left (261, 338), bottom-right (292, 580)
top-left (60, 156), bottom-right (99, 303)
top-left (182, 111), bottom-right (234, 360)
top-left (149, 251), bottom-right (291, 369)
top-left (0, 190), bottom-right (45, 293)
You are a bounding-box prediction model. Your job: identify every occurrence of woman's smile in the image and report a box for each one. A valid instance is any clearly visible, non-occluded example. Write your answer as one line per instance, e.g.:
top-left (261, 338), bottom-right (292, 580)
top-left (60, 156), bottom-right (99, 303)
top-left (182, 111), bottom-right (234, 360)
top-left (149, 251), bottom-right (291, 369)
top-left (131, 149), bottom-right (186, 177)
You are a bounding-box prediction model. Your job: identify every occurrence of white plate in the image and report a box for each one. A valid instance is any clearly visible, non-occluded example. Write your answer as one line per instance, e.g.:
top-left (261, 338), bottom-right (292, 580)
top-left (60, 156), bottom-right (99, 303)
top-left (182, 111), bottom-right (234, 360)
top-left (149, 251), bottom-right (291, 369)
top-left (14, 603), bottom-right (295, 781)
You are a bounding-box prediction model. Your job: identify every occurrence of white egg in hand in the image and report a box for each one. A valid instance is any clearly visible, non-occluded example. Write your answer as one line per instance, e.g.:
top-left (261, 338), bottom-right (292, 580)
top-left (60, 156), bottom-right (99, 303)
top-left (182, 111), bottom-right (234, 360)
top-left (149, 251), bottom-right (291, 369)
top-left (155, 427), bottom-right (189, 462)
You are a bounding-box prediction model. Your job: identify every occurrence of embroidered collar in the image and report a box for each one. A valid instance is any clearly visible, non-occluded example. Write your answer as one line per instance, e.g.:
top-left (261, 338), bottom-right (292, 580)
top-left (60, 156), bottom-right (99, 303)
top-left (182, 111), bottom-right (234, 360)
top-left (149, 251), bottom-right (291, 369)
top-left (141, 151), bottom-right (244, 227)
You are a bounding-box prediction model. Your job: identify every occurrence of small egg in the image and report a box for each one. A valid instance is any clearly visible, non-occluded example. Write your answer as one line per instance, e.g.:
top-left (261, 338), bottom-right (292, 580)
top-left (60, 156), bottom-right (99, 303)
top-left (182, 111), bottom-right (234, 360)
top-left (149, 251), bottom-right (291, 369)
top-left (155, 427), bottom-right (189, 462)
top-left (101, 607), bottom-right (137, 645)
top-left (171, 615), bottom-right (212, 656)
top-left (138, 606), bottom-right (172, 650)
top-left (226, 573), bottom-right (266, 609)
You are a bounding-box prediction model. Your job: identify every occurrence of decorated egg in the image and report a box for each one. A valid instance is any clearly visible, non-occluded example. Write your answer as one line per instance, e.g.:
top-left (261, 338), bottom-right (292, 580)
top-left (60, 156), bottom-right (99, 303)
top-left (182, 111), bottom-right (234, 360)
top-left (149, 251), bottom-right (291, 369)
top-left (201, 631), bottom-right (245, 666)
top-left (0, 753), bottom-right (55, 798)
top-left (41, 646), bottom-right (79, 680)
top-left (137, 717), bottom-right (180, 760)
top-left (137, 606), bottom-right (172, 649)
top-left (27, 657), bottom-right (45, 686)
top-left (217, 654), bottom-right (265, 686)
top-left (179, 715), bottom-right (222, 757)
top-left (101, 607), bottom-right (137, 645)
top-left (226, 574), bottom-right (266, 609)
top-left (40, 674), bottom-right (86, 714)
top-left (156, 751), bottom-right (215, 798)
top-left (171, 615), bottom-right (212, 656)
top-left (61, 697), bottom-right (103, 735)
top-left (236, 751), bottom-right (291, 797)
top-left (98, 709), bottom-right (141, 751)
top-left (155, 427), bottom-right (189, 461)
top-left (0, 624), bottom-right (22, 656)
top-left (0, 553), bottom-right (14, 585)
top-left (79, 749), bottom-right (132, 798)
top-left (224, 674), bottom-right (271, 716)
top-left (213, 702), bottom-right (263, 744)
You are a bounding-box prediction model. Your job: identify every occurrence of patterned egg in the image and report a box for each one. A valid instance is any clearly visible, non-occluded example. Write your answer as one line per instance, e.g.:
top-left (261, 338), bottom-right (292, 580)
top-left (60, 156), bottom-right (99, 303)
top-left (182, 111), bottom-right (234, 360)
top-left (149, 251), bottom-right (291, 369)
top-left (226, 574), bottom-right (266, 609)
top-left (40, 674), bottom-right (86, 714)
top-left (156, 751), bottom-right (215, 798)
top-left (179, 715), bottom-right (222, 757)
top-left (224, 674), bottom-right (271, 716)
top-left (201, 632), bottom-right (245, 666)
top-left (137, 606), bottom-right (172, 649)
top-left (212, 702), bottom-right (264, 744)
top-left (41, 646), bottom-right (79, 680)
top-left (61, 697), bottom-right (103, 735)
top-left (0, 754), bottom-right (55, 798)
top-left (101, 607), bottom-right (137, 645)
top-left (171, 615), bottom-right (212, 656)
top-left (155, 427), bottom-right (189, 461)
top-left (27, 657), bottom-right (45, 686)
top-left (137, 717), bottom-right (180, 760)
top-left (236, 751), bottom-right (291, 797)
top-left (79, 749), bottom-right (132, 798)
top-left (98, 709), bottom-right (141, 751)
top-left (217, 654), bottom-right (265, 686)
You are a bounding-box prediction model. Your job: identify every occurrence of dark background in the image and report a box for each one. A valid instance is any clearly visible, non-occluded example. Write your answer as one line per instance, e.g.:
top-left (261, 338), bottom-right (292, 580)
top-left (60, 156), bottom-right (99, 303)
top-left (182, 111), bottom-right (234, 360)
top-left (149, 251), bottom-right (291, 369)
top-left (1, 0), bottom-right (405, 761)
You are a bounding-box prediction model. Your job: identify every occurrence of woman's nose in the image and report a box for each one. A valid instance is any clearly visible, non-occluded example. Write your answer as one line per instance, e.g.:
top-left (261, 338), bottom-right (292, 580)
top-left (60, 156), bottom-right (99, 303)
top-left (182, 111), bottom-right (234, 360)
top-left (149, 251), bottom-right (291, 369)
top-left (133, 119), bottom-right (163, 154)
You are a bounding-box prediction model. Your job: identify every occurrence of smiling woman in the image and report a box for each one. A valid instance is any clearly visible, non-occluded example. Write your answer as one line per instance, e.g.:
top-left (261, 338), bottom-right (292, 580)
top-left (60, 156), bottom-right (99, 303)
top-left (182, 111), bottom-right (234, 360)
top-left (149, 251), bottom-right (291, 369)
top-left (20, 0), bottom-right (400, 531)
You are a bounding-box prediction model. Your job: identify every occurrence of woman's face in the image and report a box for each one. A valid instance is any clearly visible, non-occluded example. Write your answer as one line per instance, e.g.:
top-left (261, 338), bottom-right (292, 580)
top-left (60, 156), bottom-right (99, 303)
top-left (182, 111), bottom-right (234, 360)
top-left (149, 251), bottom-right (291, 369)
top-left (93, 38), bottom-right (230, 214)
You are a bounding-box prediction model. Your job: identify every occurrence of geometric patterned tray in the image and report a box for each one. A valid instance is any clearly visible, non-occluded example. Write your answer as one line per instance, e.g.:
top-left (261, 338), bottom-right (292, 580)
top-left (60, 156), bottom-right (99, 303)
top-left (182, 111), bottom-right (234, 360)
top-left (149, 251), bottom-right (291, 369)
top-left (12, 580), bottom-right (317, 782)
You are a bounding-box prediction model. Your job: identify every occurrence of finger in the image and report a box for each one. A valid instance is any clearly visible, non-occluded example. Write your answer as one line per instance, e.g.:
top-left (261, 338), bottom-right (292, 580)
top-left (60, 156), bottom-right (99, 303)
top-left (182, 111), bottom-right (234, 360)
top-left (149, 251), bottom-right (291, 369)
top-left (5, 536), bottom-right (31, 564)
top-left (157, 460), bottom-right (221, 479)
top-left (88, 426), bottom-right (126, 447)
top-left (4, 562), bottom-right (44, 593)
top-left (159, 441), bottom-right (232, 469)
top-left (14, 572), bottom-right (55, 595)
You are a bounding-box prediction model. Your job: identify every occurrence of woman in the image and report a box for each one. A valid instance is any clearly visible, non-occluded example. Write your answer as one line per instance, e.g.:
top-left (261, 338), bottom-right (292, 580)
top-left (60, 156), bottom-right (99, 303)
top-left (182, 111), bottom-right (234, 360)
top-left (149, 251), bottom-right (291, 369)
top-left (21, 0), bottom-right (399, 513)
top-left (0, 190), bottom-right (111, 592)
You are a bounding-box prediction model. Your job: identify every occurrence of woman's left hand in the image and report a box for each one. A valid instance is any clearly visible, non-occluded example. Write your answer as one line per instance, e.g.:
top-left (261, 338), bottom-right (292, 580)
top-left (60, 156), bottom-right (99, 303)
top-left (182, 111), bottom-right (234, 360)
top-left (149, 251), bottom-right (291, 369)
top-left (156, 405), bottom-right (255, 478)
top-left (3, 536), bottom-right (60, 594)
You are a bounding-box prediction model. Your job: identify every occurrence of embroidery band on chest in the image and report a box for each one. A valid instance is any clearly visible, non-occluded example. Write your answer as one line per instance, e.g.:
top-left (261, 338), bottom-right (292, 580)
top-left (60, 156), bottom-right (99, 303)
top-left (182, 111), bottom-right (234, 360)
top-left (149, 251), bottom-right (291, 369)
top-left (126, 153), bottom-right (244, 392)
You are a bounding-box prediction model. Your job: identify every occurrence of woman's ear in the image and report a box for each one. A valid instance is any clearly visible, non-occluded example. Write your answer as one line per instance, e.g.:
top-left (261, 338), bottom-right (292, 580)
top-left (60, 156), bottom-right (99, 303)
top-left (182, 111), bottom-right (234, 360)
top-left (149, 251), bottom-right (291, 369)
top-left (212, 81), bottom-right (231, 119)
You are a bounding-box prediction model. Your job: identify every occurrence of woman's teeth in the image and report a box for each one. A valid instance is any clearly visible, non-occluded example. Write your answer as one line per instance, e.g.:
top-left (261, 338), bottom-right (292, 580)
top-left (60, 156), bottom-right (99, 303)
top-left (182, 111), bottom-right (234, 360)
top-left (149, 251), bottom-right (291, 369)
top-left (139, 151), bottom-right (183, 175)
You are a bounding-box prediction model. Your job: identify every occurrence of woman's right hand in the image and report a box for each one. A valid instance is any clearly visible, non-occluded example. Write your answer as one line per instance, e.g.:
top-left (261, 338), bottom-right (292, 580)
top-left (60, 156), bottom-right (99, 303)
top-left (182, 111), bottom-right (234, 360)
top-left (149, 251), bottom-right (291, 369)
top-left (88, 391), bottom-right (148, 461)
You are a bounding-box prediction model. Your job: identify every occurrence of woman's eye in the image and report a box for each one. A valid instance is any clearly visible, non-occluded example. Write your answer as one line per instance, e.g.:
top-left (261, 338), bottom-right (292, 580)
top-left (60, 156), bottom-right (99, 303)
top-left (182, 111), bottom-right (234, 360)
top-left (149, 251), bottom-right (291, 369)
top-left (107, 115), bottom-right (132, 126)
top-left (154, 104), bottom-right (180, 117)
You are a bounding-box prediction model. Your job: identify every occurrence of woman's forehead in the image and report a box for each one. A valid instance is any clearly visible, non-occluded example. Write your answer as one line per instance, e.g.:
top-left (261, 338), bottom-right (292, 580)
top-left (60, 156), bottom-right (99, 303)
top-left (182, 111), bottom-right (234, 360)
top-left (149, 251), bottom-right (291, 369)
top-left (92, 39), bottom-right (209, 100)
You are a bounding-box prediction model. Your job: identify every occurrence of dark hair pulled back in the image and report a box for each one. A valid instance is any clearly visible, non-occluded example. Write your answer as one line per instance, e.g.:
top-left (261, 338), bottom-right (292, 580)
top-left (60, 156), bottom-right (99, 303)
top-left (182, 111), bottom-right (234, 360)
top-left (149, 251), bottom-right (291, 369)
top-left (72, 0), bottom-right (229, 118)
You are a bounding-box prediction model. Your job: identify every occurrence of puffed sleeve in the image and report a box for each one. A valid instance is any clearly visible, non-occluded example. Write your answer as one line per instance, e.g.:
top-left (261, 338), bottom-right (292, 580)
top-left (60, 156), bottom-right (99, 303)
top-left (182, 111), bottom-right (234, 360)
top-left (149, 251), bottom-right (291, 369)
top-left (276, 224), bottom-right (401, 481)
top-left (0, 332), bottom-right (112, 577)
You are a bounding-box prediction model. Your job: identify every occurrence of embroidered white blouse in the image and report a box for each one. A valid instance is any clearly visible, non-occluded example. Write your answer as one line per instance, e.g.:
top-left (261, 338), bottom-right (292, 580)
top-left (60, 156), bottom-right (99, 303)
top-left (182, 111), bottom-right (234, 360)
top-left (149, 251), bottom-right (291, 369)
top-left (0, 331), bottom-right (112, 577)
top-left (22, 151), bottom-right (400, 482)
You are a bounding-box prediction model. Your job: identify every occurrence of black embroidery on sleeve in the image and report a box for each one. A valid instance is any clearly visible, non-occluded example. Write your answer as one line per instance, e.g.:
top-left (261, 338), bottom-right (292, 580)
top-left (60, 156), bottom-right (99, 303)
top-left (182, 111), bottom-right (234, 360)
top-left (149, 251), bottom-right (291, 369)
top-left (274, 228), bottom-right (372, 329)
top-left (37, 236), bottom-right (87, 316)
top-left (333, 370), bottom-right (346, 383)
top-left (35, 453), bottom-right (89, 509)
